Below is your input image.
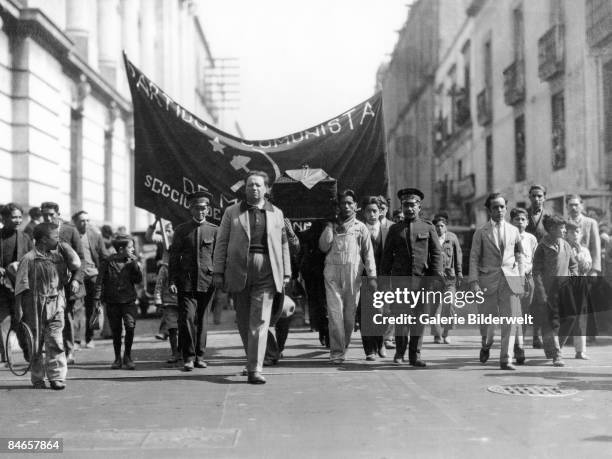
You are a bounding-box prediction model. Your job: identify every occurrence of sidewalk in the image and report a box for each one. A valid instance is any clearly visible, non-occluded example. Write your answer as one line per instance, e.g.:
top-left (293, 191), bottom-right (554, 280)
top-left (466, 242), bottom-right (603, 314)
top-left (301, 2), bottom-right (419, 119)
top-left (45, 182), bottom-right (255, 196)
top-left (1, 310), bottom-right (612, 458)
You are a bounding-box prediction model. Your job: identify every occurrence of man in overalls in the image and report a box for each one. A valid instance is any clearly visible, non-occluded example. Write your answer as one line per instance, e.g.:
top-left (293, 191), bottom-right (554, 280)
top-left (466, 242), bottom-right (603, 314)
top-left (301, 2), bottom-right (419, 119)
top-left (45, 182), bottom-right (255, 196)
top-left (319, 190), bottom-right (377, 364)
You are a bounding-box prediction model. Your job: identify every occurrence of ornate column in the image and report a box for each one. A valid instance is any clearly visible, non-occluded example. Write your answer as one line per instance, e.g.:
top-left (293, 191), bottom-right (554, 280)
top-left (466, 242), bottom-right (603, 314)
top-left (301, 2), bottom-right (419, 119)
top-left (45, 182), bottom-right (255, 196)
top-left (65, 0), bottom-right (90, 59)
top-left (97, 0), bottom-right (119, 84)
top-left (70, 74), bottom-right (90, 214)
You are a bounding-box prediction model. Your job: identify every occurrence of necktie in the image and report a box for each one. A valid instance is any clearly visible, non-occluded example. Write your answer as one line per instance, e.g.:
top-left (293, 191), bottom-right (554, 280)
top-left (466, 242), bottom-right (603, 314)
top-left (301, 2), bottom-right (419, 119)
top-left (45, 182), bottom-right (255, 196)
top-left (497, 223), bottom-right (504, 254)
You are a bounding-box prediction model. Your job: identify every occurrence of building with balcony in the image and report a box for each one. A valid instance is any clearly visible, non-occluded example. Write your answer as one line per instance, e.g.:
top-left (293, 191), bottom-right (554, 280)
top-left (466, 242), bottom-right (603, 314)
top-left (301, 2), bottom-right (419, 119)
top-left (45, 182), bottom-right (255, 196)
top-left (0, 0), bottom-right (218, 230)
top-left (432, 0), bottom-right (612, 225)
top-left (380, 0), bottom-right (466, 216)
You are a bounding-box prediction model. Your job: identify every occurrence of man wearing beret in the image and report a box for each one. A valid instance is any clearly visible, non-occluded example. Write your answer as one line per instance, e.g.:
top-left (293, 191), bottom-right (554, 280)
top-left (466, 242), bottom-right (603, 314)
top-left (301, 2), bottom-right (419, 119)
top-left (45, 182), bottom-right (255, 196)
top-left (169, 191), bottom-right (217, 371)
top-left (381, 188), bottom-right (443, 367)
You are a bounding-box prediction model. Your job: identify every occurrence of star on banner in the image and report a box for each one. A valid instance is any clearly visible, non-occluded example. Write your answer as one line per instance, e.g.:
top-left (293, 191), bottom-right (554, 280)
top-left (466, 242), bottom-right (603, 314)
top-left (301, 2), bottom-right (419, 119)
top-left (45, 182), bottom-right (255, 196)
top-left (209, 136), bottom-right (226, 154)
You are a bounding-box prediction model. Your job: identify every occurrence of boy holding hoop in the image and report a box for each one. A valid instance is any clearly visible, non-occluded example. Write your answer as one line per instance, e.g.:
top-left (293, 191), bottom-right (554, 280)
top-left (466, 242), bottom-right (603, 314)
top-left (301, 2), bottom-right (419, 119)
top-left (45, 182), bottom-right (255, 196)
top-left (13, 223), bottom-right (82, 390)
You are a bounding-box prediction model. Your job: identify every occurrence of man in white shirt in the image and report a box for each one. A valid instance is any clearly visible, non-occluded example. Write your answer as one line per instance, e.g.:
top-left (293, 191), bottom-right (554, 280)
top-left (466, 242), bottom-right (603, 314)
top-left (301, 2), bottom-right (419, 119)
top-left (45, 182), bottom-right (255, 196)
top-left (469, 193), bottom-right (525, 370)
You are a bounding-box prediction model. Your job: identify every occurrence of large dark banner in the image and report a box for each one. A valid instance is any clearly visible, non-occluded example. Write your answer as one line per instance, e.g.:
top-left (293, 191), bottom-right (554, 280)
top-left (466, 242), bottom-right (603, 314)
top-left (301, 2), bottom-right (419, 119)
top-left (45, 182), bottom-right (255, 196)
top-left (124, 55), bottom-right (388, 224)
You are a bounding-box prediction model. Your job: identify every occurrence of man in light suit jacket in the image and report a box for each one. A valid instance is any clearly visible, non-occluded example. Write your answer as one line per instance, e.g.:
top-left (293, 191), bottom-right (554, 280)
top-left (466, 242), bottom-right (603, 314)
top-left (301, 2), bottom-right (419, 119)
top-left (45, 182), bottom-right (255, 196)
top-left (469, 193), bottom-right (524, 370)
top-left (72, 211), bottom-right (108, 348)
top-left (213, 171), bottom-right (291, 384)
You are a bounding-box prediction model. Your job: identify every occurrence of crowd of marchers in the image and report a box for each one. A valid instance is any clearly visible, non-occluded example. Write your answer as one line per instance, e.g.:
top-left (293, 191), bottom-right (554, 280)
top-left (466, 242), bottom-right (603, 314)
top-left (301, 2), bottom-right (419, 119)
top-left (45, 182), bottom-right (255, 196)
top-left (1, 176), bottom-right (611, 389)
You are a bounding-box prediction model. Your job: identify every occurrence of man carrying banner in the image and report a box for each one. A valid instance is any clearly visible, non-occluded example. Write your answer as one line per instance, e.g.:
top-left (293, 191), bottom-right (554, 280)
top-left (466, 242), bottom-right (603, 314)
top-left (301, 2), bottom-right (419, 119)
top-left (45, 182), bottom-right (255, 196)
top-left (213, 171), bottom-right (291, 384)
top-left (169, 191), bottom-right (217, 372)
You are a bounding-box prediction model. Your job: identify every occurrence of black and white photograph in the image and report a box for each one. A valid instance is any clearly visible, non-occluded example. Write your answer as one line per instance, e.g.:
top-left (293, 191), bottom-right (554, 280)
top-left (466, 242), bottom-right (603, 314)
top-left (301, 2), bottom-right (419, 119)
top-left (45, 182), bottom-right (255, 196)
top-left (1, 0), bottom-right (612, 457)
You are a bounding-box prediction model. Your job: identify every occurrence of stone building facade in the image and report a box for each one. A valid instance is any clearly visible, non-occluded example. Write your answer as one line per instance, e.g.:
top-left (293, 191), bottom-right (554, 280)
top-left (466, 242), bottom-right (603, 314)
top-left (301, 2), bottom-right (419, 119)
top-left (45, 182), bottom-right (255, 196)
top-left (0, 0), bottom-right (217, 230)
top-left (432, 0), bottom-right (612, 225)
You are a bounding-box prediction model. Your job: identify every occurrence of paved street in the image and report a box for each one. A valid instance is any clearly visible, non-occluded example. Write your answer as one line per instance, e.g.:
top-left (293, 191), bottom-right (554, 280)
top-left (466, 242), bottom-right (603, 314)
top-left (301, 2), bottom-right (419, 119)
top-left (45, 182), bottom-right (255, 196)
top-left (2, 310), bottom-right (612, 458)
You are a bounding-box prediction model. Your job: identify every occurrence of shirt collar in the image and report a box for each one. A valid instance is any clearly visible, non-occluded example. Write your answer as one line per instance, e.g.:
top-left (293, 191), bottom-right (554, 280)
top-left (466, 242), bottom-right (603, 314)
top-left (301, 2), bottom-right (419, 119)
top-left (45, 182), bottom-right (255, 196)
top-left (240, 200), bottom-right (273, 212)
top-left (192, 217), bottom-right (206, 225)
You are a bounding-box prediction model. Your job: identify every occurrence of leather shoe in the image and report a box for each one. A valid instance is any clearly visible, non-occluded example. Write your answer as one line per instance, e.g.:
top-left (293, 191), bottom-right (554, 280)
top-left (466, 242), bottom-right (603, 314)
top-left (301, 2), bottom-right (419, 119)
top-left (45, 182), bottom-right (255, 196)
top-left (32, 381), bottom-right (46, 389)
top-left (194, 359), bottom-right (207, 368)
top-left (514, 347), bottom-right (526, 365)
top-left (393, 356), bottom-right (405, 365)
top-left (241, 367), bottom-right (248, 376)
top-left (479, 348), bottom-right (490, 363)
top-left (553, 357), bottom-right (565, 367)
top-left (247, 371), bottom-right (266, 384)
top-left (183, 360), bottom-right (194, 372)
top-left (433, 336), bottom-right (442, 344)
top-left (409, 359), bottom-right (427, 368)
top-left (123, 355), bottom-right (135, 370)
top-left (575, 352), bottom-right (590, 360)
top-left (110, 358), bottom-right (122, 369)
top-left (500, 363), bottom-right (516, 370)
top-left (50, 380), bottom-right (66, 390)
top-left (365, 354), bottom-right (376, 361)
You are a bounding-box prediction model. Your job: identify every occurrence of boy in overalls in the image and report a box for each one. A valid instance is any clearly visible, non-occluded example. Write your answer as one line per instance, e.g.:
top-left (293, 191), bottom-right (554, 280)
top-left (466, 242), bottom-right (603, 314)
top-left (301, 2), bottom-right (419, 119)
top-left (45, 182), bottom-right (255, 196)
top-left (13, 223), bottom-right (82, 389)
top-left (319, 190), bottom-right (377, 364)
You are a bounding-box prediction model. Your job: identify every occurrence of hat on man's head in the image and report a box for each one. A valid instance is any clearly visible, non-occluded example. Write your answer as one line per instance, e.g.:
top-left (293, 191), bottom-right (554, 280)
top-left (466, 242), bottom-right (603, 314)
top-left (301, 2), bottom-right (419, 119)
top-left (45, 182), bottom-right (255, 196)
top-left (398, 188), bottom-right (424, 203)
top-left (187, 191), bottom-right (212, 206)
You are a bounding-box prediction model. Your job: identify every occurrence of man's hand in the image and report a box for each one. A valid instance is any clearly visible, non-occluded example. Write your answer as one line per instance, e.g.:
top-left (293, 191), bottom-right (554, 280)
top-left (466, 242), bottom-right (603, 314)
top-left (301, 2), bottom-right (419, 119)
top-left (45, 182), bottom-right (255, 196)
top-left (169, 284), bottom-right (178, 294)
top-left (70, 280), bottom-right (80, 295)
top-left (367, 277), bottom-right (377, 291)
top-left (213, 274), bottom-right (224, 290)
top-left (12, 302), bottom-right (23, 328)
top-left (456, 274), bottom-right (463, 289)
top-left (470, 281), bottom-right (481, 293)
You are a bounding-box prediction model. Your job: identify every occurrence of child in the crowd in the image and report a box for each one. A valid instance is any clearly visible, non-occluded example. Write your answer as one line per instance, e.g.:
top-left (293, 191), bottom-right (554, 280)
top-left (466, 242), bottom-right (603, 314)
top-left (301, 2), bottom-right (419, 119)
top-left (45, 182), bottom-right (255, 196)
top-left (13, 222), bottom-right (81, 390)
top-left (510, 207), bottom-right (537, 364)
top-left (154, 262), bottom-right (180, 363)
top-left (533, 215), bottom-right (578, 367)
top-left (565, 222), bottom-right (591, 359)
top-left (94, 235), bottom-right (142, 370)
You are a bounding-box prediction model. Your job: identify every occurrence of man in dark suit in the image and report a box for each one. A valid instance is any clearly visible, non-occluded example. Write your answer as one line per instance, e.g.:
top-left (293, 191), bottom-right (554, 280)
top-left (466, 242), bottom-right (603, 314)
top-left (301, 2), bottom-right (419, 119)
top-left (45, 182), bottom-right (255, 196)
top-left (526, 185), bottom-right (549, 242)
top-left (41, 202), bottom-right (84, 364)
top-left (169, 191), bottom-right (217, 371)
top-left (525, 184), bottom-right (549, 348)
top-left (0, 203), bottom-right (33, 362)
top-left (72, 210), bottom-right (108, 348)
top-left (381, 188), bottom-right (443, 367)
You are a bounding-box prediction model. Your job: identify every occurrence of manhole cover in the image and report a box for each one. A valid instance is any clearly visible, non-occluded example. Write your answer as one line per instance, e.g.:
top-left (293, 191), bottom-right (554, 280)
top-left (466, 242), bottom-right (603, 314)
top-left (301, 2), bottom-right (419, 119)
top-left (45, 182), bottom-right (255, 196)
top-left (487, 384), bottom-right (578, 397)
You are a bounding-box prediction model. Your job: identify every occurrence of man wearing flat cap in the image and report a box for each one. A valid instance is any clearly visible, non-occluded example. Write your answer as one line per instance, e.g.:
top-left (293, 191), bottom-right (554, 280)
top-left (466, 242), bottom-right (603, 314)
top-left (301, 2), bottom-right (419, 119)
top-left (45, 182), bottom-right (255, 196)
top-left (169, 191), bottom-right (217, 371)
top-left (381, 188), bottom-right (443, 367)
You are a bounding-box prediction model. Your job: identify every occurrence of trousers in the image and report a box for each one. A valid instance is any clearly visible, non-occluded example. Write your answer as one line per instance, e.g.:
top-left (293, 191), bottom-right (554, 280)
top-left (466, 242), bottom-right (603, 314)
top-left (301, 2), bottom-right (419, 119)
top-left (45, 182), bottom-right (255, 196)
top-left (178, 290), bottom-right (214, 362)
top-left (482, 278), bottom-right (522, 364)
top-left (233, 253), bottom-right (276, 373)
top-left (25, 295), bottom-right (67, 384)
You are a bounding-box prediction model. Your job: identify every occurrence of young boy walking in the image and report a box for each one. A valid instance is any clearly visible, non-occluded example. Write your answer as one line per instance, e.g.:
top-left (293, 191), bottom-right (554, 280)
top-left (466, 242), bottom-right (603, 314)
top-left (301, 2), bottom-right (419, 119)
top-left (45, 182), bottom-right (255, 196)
top-left (533, 215), bottom-right (578, 367)
top-left (510, 208), bottom-right (537, 363)
top-left (94, 235), bottom-right (142, 370)
top-left (13, 223), bottom-right (82, 390)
